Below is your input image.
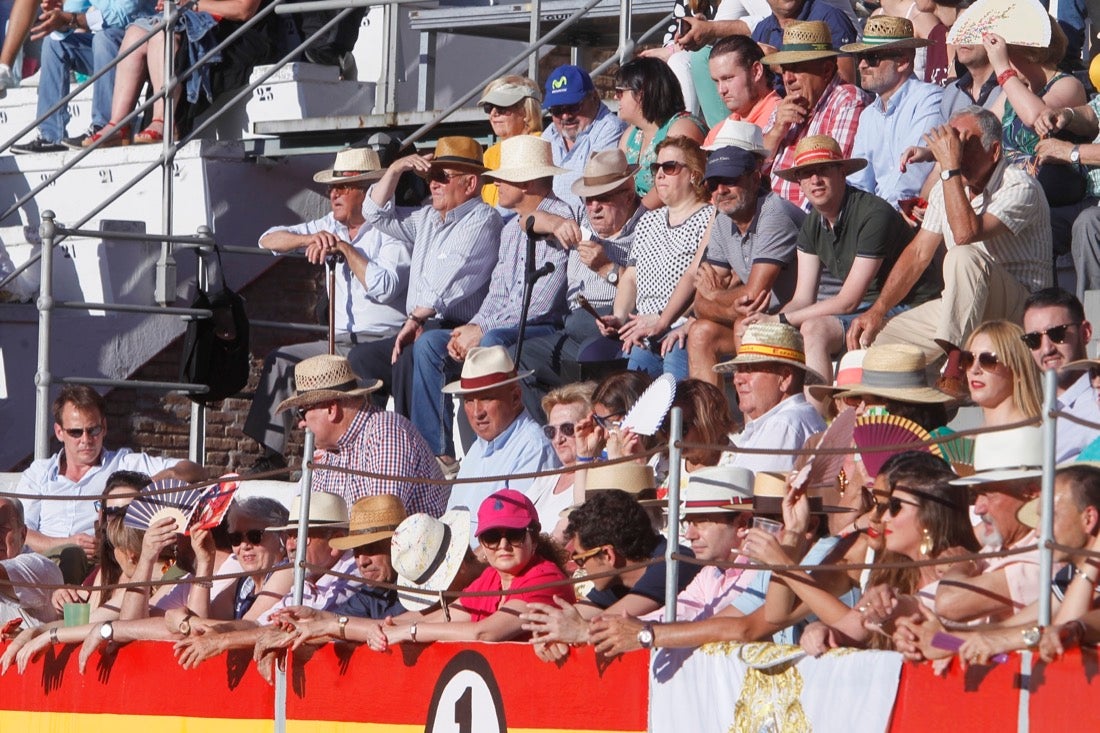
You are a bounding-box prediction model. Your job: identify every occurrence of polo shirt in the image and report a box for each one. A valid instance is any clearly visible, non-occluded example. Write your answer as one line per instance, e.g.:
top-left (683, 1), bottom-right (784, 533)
top-left (751, 0), bottom-right (858, 59)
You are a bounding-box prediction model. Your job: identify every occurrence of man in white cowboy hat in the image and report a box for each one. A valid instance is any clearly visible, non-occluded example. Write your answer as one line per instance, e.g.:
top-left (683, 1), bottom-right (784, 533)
top-left (684, 142), bottom-right (804, 385)
top-left (701, 37), bottom-right (781, 148)
top-left (841, 16), bottom-right (945, 208)
top-left (408, 135), bottom-right (572, 457)
top-left (936, 426), bottom-right (1046, 623)
top-left (761, 21), bottom-right (870, 210)
top-left (716, 322), bottom-right (826, 474)
top-left (350, 136), bottom-right (503, 426)
top-left (442, 346), bottom-right (559, 544)
top-left (748, 134), bottom-right (941, 386)
top-left (847, 106), bottom-right (1052, 366)
top-left (517, 149), bottom-right (644, 415)
top-left (244, 148), bottom-right (412, 470)
top-left (276, 354), bottom-right (448, 517)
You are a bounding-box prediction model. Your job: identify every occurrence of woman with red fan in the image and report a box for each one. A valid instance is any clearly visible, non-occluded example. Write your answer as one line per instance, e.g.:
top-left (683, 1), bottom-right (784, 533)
top-left (959, 320), bottom-right (1042, 427)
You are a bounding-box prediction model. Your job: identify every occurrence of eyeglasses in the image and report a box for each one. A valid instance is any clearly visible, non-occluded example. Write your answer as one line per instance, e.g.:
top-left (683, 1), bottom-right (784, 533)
top-left (705, 176), bottom-right (741, 192)
top-left (479, 526), bottom-right (531, 549)
top-left (228, 529), bottom-right (267, 547)
top-left (61, 425), bottom-right (104, 439)
top-left (542, 422), bottom-right (576, 440)
top-left (958, 350), bottom-right (1001, 370)
top-left (94, 501), bottom-right (127, 518)
top-left (585, 189), bottom-right (628, 205)
top-left (295, 407), bottom-right (310, 422)
top-left (860, 52), bottom-right (904, 67)
top-left (649, 161), bottom-right (688, 177)
top-left (613, 87), bottom-right (635, 99)
top-left (878, 495), bottom-right (921, 517)
top-left (591, 410), bottom-right (626, 430)
top-left (428, 169), bottom-right (472, 184)
top-left (482, 102), bottom-right (519, 115)
top-left (549, 103), bottom-right (583, 117)
top-left (1020, 322), bottom-right (1079, 350)
top-left (571, 545), bottom-right (607, 568)
top-left (327, 183), bottom-right (364, 195)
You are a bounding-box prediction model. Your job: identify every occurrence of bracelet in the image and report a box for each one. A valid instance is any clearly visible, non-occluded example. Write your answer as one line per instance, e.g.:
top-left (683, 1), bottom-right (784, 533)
top-left (576, 456), bottom-right (595, 463)
top-left (407, 314), bottom-right (426, 327)
top-left (50, 627), bottom-right (59, 644)
top-left (1066, 107), bottom-right (1076, 124)
top-left (197, 581), bottom-right (213, 589)
top-left (1075, 564), bottom-right (1098, 584)
top-left (996, 69), bottom-right (1019, 86)
top-left (410, 623), bottom-right (418, 643)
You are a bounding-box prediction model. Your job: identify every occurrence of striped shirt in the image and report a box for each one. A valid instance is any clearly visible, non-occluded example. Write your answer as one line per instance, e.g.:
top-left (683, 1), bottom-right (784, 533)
top-left (566, 206), bottom-right (645, 310)
top-left (309, 404), bottom-right (449, 516)
top-left (770, 76), bottom-right (870, 210)
top-left (470, 196), bottom-right (572, 333)
top-left (921, 157), bottom-right (1052, 293)
top-left (544, 104), bottom-right (629, 211)
top-left (362, 194), bottom-right (503, 323)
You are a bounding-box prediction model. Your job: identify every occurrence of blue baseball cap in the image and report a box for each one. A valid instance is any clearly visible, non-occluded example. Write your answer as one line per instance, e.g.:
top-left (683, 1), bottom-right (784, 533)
top-left (543, 65), bottom-right (595, 109)
top-left (704, 146), bottom-right (759, 181)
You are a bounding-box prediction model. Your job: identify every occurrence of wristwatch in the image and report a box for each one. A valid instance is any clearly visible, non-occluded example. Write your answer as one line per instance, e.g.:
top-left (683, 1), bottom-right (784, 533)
top-left (99, 622), bottom-right (114, 641)
top-left (337, 615), bottom-right (349, 640)
top-left (1021, 625), bottom-right (1042, 647)
top-left (605, 263), bottom-right (620, 285)
top-left (637, 623), bottom-right (655, 650)
top-left (178, 614), bottom-right (193, 636)
top-left (1071, 146), bottom-right (1081, 164)
top-left (940, 168), bottom-right (962, 181)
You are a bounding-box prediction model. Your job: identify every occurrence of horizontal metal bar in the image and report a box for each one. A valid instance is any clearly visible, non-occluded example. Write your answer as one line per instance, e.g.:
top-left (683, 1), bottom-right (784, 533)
top-left (250, 319), bottom-right (328, 334)
top-left (53, 302), bottom-right (213, 317)
top-left (59, 229), bottom-right (215, 246)
top-left (275, 0), bottom-right (429, 14)
top-left (61, 376), bottom-right (210, 393)
top-left (591, 10), bottom-right (672, 76)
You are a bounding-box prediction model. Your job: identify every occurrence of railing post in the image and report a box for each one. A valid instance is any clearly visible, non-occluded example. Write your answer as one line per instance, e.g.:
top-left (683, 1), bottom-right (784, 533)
top-left (664, 406), bottom-right (683, 621)
top-left (528, 0), bottom-right (541, 79)
top-left (158, 0), bottom-right (177, 307)
top-left (34, 211), bottom-right (57, 460)
top-left (188, 227), bottom-right (213, 466)
top-left (1038, 368), bottom-right (1057, 627)
top-left (617, 0), bottom-right (632, 66)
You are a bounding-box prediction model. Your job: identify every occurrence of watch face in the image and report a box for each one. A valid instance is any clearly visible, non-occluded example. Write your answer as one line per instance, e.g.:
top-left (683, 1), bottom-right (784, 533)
top-left (638, 628), bottom-right (654, 648)
top-left (100, 623), bottom-right (113, 640)
top-left (607, 272), bottom-right (619, 284)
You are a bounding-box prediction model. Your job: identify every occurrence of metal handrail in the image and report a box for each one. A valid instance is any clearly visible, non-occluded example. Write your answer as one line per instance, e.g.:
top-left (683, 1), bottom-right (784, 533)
top-left (592, 10), bottom-right (674, 77)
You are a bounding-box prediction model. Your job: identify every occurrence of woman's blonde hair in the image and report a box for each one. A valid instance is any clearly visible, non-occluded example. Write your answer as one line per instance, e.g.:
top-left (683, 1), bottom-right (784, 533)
top-left (481, 75), bottom-right (544, 134)
top-left (541, 381), bottom-right (596, 419)
top-left (965, 320), bottom-right (1042, 418)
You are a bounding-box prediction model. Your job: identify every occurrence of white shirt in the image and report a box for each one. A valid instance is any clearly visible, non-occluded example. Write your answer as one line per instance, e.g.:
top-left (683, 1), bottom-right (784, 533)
top-left (256, 551), bottom-right (361, 625)
top-left (723, 394), bottom-right (825, 474)
top-left (0, 551), bottom-right (63, 626)
top-left (1056, 373), bottom-right (1100, 462)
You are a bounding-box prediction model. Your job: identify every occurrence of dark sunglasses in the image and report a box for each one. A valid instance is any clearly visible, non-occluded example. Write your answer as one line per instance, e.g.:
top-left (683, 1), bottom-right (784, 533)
top-left (62, 425), bottom-right (104, 439)
top-left (861, 52), bottom-right (904, 66)
top-left (1020, 322), bottom-right (1078, 350)
top-left (479, 526), bottom-right (531, 549)
top-left (571, 545), bottom-right (607, 568)
top-left (482, 102), bottom-right (519, 115)
top-left (877, 495), bottom-right (921, 517)
top-left (295, 407), bottom-right (309, 421)
top-left (94, 501), bottom-right (127, 518)
top-left (958, 350), bottom-right (1001, 370)
top-left (592, 410), bottom-right (626, 430)
top-left (613, 87), bottom-right (635, 98)
top-left (327, 183), bottom-right (364, 195)
top-left (549, 103), bottom-right (583, 117)
top-left (228, 529), bottom-right (267, 547)
top-left (542, 422), bottom-right (576, 440)
top-left (428, 169), bottom-right (471, 184)
top-left (705, 176), bottom-right (741, 192)
top-left (649, 160), bottom-right (688, 177)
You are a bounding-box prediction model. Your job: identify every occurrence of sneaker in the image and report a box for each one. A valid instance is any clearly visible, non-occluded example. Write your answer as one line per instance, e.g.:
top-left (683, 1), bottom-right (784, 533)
top-left (0, 64), bottom-right (15, 100)
top-left (10, 137), bottom-right (67, 154)
top-left (63, 126), bottom-right (103, 151)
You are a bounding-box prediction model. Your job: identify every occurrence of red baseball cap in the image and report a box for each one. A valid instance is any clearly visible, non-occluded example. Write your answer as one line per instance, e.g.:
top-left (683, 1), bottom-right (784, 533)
top-left (476, 489), bottom-right (538, 536)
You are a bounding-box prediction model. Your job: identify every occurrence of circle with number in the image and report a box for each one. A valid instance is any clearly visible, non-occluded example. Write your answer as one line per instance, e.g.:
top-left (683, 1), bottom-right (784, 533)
top-left (424, 650), bottom-right (506, 733)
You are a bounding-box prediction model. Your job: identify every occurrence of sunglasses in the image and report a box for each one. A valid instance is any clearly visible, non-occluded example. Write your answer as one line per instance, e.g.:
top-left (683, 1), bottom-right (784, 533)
top-left (479, 526), bottom-right (531, 549)
top-left (592, 410), bottom-right (626, 430)
top-left (228, 529), bottom-right (267, 547)
top-left (861, 52), bottom-right (904, 66)
top-left (327, 183), bottom-right (364, 195)
top-left (295, 406), bottom-right (309, 422)
top-left (878, 495), bottom-right (921, 517)
top-left (549, 103), bottom-right (583, 117)
top-left (571, 545), bottom-right (607, 569)
top-left (428, 169), bottom-right (472, 184)
top-left (613, 87), bottom-right (635, 98)
top-left (94, 501), bottom-right (127, 518)
top-left (1020, 322), bottom-right (1078, 350)
top-left (542, 422), bottom-right (576, 440)
top-left (482, 102), bottom-right (519, 115)
top-left (958, 350), bottom-right (1001, 370)
top-left (649, 160), bottom-right (688, 177)
top-left (705, 176), bottom-right (741, 192)
top-left (585, 189), bottom-right (628, 205)
top-left (62, 425), bottom-right (104, 439)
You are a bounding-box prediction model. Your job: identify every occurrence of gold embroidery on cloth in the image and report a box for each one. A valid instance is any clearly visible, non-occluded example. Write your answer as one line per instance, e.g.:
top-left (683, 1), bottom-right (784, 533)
top-left (729, 643), bottom-right (811, 733)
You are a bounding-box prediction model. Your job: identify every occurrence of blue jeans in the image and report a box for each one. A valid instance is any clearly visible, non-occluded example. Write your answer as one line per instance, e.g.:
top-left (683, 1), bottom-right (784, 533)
top-left (627, 340), bottom-right (689, 380)
top-left (409, 324), bottom-right (556, 455)
top-left (37, 27), bottom-right (125, 142)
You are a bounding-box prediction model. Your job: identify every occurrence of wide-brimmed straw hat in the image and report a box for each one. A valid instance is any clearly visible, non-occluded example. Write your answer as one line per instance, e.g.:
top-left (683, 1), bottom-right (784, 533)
top-left (329, 494), bottom-right (408, 551)
top-left (714, 322), bottom-right (826, 385)
top-left (834, 344), bottom-right (953, 404)
top-left (762, 21), bottom-right (841, 66)
top-left (276, 354), bottom-right (382, 413)
top-left (651, 466), bottom-right (755, 513)
top-left (840, 16), bottom-right (931, 54)
top-left (731, 471), bottom-right (851, 514)
top-left (702, 120), bottom-right (767, 155)
top-left (428, 136), bottom-right (487, 174)
top-left (390, 509), bottom-right (471, 612)
top-left (807, 349), bottom-right (866, 401)
top-left (571, 149), bottom-right (639, 197)
top-left (483, 135), bottom-right (568, 183)
top-left (270, 491), bottom-right (349, 531)
top-left (774, 135), bottom-right (868, 182)
top-left (442, 345), bottom-right (533, 395)
top-left (950, 426), bottom-right (1045, 486)
top-left (585, 463), bottom-right (657, 494)
top-left (313, 148), bottom-right (386, 184)
top-left (1060, 358), bottom-right (1100, 373)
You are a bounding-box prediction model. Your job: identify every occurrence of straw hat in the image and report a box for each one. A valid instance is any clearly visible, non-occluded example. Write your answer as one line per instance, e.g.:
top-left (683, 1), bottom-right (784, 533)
top-left (428, 136), bottom-right (487, 174)
top-left (483, 135), bottom-right (568, 183)
top-left (585, 463), bottom-right (657, 494)
top-left (390, 509), bottom-right (471, 612)
top-left (1016, 497), bottom-right (1040, 529)
top-left (313, 148), bottom-right (386, 185)
top-left (1060, 357), bottom-right (1100, 373)
top-left (762, 21), bottom-right (840, 66)
top-left (774, 135), bottom-right (868, 182)
top-left (701, 120), bottom-right (768, 155)
top-left (270, 491), bottom-right (349, 531)
top-left (840, 16), bottom-right (931, 54)
top-left (478, 80), bottom-right (540, 108)
top-left (731, 471), bottom-right (851, 514)
top-left (571, 149), bottom-right (639, 197)
top-left (713, 322), bottom-right (826, 385)
top-left (950, 426), bottom-right (1045, 486)
top-left (275, 354), bottom-right (382, 413)
top-left (834, 344), bottom-right (953, 404)
top-left (442, 345), bottom-right (533, 395)
top-left (329, 494), bottom-right (408, 551)
top-left (807, 349), bottom-right (866, 401)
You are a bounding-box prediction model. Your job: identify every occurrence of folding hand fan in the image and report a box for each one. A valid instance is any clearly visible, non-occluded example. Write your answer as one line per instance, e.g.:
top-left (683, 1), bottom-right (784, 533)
top-left (620, 373), bottom-right (677, 436)
top-left (853, 415), bottom-right (943, 478)
top-left (123, 478), bottom-right (203, 532)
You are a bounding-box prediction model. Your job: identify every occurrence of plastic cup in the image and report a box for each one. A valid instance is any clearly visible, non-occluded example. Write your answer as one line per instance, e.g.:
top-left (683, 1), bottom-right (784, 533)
top-left (63, 602), bottom-right (90, 627)
top-left (752, 517), bottom-right (784, 537)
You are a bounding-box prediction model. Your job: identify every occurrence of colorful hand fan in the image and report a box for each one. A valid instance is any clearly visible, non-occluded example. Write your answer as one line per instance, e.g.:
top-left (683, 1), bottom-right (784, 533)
top-left (123, 478), bottom-right (203, 532)
top-left (853, 415), bottom-right (943, 478)
top-left (620, 373), bottom-right (677, 436)
top-left (946, 0), bottom-right (1051, 47)
top-left (929, 426), bottom-right (975, 477)
top-left (187, 474), bottom-right (241, 533)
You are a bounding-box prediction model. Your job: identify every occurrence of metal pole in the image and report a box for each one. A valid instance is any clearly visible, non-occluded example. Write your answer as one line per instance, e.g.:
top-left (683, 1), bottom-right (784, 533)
top-left (663, 406), bottom-right (683, 621)
top-left (617, 0), bottom-right (632, 66)
top-left (1038, 368), bottom-right (1057, 627)
top-left (189, 228), bottom-right (212, 465)
top-left (34, 212), bottom-right (57, 460)
top-left (158, 0), bottom-right (177, 307)
top-left (528, 0), bottom-right (540, 80)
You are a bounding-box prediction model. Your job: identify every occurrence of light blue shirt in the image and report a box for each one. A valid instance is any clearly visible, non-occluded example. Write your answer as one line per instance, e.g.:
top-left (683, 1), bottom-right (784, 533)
top-left (1057, 372), bottom-right (1100, 462)
top-left (88, 0), bottom-right (154, 31)
top-left (447, 411), bottom-right (561, 546)
top-left (544, 103), bottom-right (628, 211)
top-left (848, 75), bottom-right (944, 207)
top-left (18, 448), bottom-right (178, 538)
top-left (261, 213), bottom-right (410, 337)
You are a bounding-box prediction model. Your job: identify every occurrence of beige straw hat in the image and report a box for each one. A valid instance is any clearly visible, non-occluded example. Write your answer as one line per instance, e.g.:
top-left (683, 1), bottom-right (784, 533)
top-left (313, 148), bottom-right (386, 184)
top-left (730, 471), bottom-right (850, 514)
top-left (714, 322), bottom-right (826, 385)
top-left (483, 135), bottom-right (569, 183)
top-left (329, 494), bottom-right (408, 551)
top-left (570, 149), bottom-right (639, 197)
top-left (807, 349), bottom-right (866, 401)
top-left (270, 491), bottom-right (349, 531)
top-left (840, 16), bottom-right (932, 54)
top-left (774, 134), bottom-right (867, 182)
top-left (276, 355), bottom-right (382, 413)
top-left (428, 136), bottom-right (487, 174)
top-left (834, 344), bottom-right (953, 404)
top-left (762, 21), bottom-right (841, 66)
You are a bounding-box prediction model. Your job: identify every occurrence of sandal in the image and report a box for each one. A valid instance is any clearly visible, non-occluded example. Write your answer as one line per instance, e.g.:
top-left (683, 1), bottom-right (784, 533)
top-left (82, 123), bottom-right (131, 149)
top-left (133, 119), bottom-right (165, 145)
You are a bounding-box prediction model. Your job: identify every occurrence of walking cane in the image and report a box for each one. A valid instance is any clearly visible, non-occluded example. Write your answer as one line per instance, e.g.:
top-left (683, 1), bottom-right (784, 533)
top-left (514, 217), bottom-right (556, 367)
top-left (325, 253), bottom-right (344, 355)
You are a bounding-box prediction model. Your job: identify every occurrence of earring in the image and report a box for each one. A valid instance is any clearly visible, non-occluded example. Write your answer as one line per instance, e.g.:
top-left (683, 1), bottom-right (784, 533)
top-left (836, 468), bottom-right (848, 498)
top-left (919, 527), bottom-right (934, 556)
